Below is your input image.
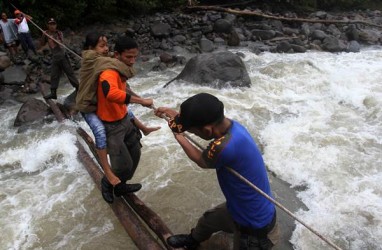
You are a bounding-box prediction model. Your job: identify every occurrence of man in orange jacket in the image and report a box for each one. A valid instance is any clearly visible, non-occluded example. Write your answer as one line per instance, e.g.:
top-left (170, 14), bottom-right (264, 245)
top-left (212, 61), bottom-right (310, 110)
top-left (96, 36), bottom-right (153, 203)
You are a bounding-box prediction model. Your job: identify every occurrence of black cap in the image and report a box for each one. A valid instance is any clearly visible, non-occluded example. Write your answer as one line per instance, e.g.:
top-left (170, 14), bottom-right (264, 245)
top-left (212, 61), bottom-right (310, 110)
top-left (169, 93), bottom-right (224, 133)
top-left (47, 18), bottom-right (56, 24)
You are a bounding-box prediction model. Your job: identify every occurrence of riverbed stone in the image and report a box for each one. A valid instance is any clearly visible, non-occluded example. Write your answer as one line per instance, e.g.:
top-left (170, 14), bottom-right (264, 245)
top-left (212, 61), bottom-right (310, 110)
top-left (14, 98), bottom-right (50, 127)
top-left (173, 51), bottom-right (251, 88)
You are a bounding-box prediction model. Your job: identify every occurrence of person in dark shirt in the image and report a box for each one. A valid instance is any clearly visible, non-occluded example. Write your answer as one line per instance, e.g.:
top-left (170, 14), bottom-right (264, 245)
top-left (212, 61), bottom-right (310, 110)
top-left (41, 18), bottom-right (79, 99)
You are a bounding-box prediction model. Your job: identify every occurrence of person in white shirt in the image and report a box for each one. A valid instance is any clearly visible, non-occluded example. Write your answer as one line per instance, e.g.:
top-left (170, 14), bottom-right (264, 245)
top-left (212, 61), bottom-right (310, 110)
top-left (14, 9), bottom-right (37, 56)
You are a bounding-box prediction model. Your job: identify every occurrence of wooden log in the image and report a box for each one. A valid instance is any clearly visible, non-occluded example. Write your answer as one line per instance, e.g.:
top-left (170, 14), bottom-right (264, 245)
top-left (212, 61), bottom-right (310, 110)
top-left (186, 5), bottom-right (382, 28)
top-left (76, 127), bottom-right (182, 250)
top-left (38, 82), bottom-right (65, 122)
top-left (123, 194), bottom-right (179, 250)
top-left (76, 140), bottom-right (164, 250)
top-left (0, 81), bottom-right (24, 86)
top-left (39, 94), bottom-right (164, 249)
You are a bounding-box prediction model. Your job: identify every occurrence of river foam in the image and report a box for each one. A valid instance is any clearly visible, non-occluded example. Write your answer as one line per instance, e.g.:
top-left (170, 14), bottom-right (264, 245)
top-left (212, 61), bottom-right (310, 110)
top-left (0, 48), bottom-right (381, 249)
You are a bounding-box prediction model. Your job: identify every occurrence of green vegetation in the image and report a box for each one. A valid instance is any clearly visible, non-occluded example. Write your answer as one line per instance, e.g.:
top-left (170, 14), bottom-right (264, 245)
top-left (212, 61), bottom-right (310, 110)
top-left (0, 0), bottom-right (380, 30)
top-left (278, 0), bottom-right (382, 11)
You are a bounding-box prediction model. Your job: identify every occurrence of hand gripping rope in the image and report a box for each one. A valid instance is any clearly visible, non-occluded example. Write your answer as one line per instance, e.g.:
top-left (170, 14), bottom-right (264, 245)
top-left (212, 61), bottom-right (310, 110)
top-left (10, 4), bottom-right (343, 247)
top-left (152, 105), bottom-right (343, 250)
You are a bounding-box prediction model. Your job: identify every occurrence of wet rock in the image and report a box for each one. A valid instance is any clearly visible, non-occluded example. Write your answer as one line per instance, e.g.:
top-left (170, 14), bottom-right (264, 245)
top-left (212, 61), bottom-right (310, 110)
top-left (14, 98), bottom-right (50, 127)
top-left (345, 24), bottom-right (360, 41)
top-left (251, 29), bottom-right (276, 40)
top-left (150, 22), bottom-right (171, 38)
top-left (173, 34), bottom-right (187, 43)
top-left (310, 30), bottom-right (327, 40)
top-left (358, 29), bottom-right (381, 44)
top-left (347, 40), bottom-right (361, 52)
top-left (277, 41), bottom-right (292, 53)
top-left (159, 52), bottom-right (175, 64)
top-left (173, 51), bottom-right (251, 88)
top-left (227, 29), bottom-right (241, 46)
top-left (213, 19), bottom-right (232, 34)
top-left (291, 44), bottom-right (307, 53)
top-left (0, 55), bottom-right (11, 71)
top-left (200, 37), bottom-right (214, 52)
top-left (2, 65), bottom-right (27, 84)
top-left (322, 36), bottom-right (347, 52)
top-left (63, 90), bottom-right (77, 113)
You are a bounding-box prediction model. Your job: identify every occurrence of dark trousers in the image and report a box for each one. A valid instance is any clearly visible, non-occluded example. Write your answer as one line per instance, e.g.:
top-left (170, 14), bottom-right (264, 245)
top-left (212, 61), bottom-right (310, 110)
top-left (18, 32), bottom-right (36, 54)
top-left (50, 54), bottom-right (79, 90)
top-left (191, 203), bottom-right (280, 250)
top-left (103, 115), bottom-right (142, 182)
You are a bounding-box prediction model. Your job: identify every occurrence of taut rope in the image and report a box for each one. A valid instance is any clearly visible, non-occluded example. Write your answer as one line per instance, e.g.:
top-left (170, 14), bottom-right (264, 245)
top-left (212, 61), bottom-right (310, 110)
top-left (10, 4), bottom-right (82, 60)
top-left (10, 4), bottom-right (343, 247)
top-left (153, 105), bottom-right (342, 250)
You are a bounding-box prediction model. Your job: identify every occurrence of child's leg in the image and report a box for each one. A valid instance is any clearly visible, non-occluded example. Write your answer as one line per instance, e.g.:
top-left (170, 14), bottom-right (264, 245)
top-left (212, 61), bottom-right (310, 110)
top-left (82, 112), bottom-right (106, 148)
top-left (128, 110), bottom-right (160, 136)
top-left (133, 117), bottom-right (161, 136)
top-left (82, 112), bottom-right (120, 186)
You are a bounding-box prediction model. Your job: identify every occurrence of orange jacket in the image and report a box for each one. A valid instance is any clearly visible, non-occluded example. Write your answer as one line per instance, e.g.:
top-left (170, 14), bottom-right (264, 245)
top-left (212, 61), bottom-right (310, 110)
top-left (96, 69), bottom-right (130, 122)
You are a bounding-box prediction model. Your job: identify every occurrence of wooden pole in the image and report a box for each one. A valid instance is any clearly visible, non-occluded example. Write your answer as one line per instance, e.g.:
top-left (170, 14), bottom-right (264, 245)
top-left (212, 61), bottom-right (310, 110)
top-left (76, 141), bottom-right (164, 250)
top-left (38, 82), bottom-right (65, 122)
top-left (186, 5), bottom-right (382, 28)
top-left (34, 87), bottom-right (167, 249)
top-left (77, 127), bottom-right (182, 250)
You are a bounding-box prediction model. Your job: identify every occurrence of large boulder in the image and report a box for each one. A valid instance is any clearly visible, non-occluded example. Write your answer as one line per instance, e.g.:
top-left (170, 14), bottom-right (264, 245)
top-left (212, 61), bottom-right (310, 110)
top-left (172, 51), bottom-right (251, 88)
top-left (2, 65), bottom-right (27, 84)
top-left (150, 22), bottom-right (171, 38)
top-left (14, 98), bottom-right (50, 127)
top-left (0, 54), bottom-right (12, 71)
top-left (322, 36), bottom-right (347, 52)
top-left (213, 19), bottom-right (232, 34)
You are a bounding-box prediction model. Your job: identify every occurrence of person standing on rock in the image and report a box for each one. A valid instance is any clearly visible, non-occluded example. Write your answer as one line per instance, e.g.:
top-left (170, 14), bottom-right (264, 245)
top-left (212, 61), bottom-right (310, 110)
top-left (0, 12), bottom-right (19, 61)
top-left (41, 17), bottom-right (79, 100)
top-left (95, 36), bottom-right (154, 203)
top-left (13, 9), bottom-right (37, 56)
top-left (154, 93), bottom-right (280, 250)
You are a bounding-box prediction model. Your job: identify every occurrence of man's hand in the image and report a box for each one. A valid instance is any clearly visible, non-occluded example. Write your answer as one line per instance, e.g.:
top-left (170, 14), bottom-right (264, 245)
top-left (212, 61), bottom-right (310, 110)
top-left (140, 98), bottom-right (153, 107)
top-left (154, 107), bottom-right (178, 119)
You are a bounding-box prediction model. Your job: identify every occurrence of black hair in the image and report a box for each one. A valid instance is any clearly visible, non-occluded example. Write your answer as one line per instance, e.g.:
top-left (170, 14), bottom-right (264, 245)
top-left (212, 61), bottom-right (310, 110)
top-left (83, 32), bottom-right (106, 50)
top-left (114, 36), bottom-right (138, 54)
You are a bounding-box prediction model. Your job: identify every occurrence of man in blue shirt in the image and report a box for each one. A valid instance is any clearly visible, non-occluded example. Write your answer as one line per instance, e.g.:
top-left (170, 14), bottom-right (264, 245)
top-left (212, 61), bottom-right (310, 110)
top-left (155, 93), bottom-right (279, 250)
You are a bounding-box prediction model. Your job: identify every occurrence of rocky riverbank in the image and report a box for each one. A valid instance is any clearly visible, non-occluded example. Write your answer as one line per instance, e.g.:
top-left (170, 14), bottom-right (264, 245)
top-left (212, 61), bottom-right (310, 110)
top-left (1, 7), bottom-right (380, 249)
top-left (1, 7), bottom-right (381, 104)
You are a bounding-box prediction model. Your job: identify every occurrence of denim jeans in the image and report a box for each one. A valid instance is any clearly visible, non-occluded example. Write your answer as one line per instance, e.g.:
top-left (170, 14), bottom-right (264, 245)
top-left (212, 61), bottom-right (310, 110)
top-left (82, 112), bottom-right (107, 149)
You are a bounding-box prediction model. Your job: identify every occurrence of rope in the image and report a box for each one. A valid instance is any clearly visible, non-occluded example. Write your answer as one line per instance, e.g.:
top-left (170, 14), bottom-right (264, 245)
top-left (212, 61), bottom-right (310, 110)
top-left (9, 4), bottom-right (342, 247)
top-left (10, 3), bottom-right (82, 60)
top-left (151, 106), bottom-right (342, 250)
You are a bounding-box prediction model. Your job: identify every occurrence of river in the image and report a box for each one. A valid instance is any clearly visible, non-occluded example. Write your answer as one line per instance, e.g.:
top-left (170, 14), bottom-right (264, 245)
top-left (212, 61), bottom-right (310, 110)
top-left (0, 47), bottom-right (381, 250)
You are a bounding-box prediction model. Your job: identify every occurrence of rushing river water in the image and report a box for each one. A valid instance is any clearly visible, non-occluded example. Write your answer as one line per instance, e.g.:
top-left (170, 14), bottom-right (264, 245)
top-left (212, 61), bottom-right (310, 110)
top-left (0, 47), bottom-right (381, 250)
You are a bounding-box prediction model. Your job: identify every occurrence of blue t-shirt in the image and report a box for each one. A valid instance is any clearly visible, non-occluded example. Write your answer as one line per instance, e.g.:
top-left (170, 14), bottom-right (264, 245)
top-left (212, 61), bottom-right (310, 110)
top-left (202, 120), bottom-right (275, 229)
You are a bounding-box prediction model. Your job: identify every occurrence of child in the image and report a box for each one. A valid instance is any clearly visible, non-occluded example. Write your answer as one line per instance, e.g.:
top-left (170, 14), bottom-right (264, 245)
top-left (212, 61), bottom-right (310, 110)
top-left (76, 32), bottom-right (159, 200)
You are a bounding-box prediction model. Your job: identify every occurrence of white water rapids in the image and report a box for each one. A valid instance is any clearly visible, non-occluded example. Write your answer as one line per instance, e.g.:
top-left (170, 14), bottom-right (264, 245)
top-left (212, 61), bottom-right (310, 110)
top-left (0, 47), bottom-right (381, 250)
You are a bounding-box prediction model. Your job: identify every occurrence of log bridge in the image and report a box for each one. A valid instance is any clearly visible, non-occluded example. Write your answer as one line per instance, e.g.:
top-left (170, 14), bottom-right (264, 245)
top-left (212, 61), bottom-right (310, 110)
top-left (39, 82), bottom-right (182, 250)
